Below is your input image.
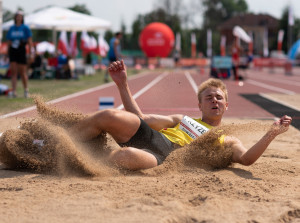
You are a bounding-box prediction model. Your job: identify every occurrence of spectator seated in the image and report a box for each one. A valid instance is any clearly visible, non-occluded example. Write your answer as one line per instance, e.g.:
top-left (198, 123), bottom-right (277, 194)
top-left (29, 54), bottom-right (43, 79)
top-left (210, 56), bottom-right (232, 79)
top-left (56, 55), bottom-right (74, 79)
top-left (40, 57), bottom-right (57, 79)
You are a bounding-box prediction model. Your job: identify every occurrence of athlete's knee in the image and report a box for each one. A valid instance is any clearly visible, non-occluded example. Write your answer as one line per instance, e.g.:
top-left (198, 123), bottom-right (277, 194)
top-left (108, 147), bottom-right (158, 170)
top-left (94, 109), bottom-right (123, 121)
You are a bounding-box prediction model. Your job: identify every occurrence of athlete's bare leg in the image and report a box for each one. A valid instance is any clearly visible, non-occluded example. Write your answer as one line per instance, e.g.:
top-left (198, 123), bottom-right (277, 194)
top-left (69, 108), bottom-right (158, 170)
top-left (69, 109), bottom-right (140, 143)
top-left (18, 64), bottom-right (28, 90)
top-left (108, 147), bottom-right (158, 170)
top-left (10, 62), bottom-right (18, 96)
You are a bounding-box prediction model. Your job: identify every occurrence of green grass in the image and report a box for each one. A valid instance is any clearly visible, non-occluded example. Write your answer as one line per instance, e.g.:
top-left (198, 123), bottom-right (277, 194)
top-left (0, 68), bottom-right (144, 115)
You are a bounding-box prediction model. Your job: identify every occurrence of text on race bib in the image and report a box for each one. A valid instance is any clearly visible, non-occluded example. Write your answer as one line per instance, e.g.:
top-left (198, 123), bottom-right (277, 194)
top-left (179, 116), bottom-right (209, 139)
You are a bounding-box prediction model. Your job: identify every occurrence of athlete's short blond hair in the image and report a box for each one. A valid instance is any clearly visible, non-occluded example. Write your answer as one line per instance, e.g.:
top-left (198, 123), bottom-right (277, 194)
top-left (197, 78), bottom-right (228, 103)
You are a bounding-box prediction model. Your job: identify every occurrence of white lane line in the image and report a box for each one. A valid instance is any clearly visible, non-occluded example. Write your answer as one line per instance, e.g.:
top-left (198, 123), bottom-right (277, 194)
top-left (117, 71), bottom-right (169, 110)
top-left (42, 71), bottom-right (153, 104)
top-left (0, 71), bottom-right (154, 119)
top-left (185, 71), bottom-right (198, 94)
top-left (0, 82), bottom-right (116, 119)
top-left (246, 79), bottom-right (295, 95)
top-left (0, 105), bottom-right (37, 119)
top-left (250, 74), bottom-right (300, 86)
top-left (260, 93), bottom-right (300, 112)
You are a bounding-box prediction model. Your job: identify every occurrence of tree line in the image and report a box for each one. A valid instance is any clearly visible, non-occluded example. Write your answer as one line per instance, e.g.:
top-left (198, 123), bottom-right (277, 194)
top-left (3, 0), bottom-right (300, 57)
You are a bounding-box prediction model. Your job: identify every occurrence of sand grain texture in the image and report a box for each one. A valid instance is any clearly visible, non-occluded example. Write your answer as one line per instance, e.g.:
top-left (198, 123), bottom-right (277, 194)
top-left (0, 96), bottom-right (299, 223)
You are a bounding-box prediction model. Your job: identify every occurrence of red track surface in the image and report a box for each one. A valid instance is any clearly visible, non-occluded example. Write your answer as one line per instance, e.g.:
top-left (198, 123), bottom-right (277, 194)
top-left (6, 67), bottom-right (300, 119)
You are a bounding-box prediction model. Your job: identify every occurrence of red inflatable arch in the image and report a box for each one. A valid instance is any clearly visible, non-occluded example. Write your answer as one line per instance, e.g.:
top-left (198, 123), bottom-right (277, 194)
top-left (139, 22), bottom-right (175, 58)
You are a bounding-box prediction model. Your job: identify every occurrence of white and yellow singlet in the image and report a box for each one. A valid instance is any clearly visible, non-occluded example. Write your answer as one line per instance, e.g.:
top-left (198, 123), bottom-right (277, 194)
top-left (159, 116), bottom-right (225, 147)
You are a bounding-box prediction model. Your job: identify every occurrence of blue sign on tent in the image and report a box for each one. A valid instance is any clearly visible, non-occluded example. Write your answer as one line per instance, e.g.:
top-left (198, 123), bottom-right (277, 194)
top-left (212, 56), bottom-right (232, 69)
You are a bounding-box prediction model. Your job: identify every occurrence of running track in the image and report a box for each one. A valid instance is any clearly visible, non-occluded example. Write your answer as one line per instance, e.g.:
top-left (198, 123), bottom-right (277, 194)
top-left (2, 67), bottom-right (300, 120)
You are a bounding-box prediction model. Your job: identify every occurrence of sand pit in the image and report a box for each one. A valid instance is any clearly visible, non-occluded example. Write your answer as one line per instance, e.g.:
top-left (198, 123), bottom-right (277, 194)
top-left (0, 98), bottom-right (299, 222)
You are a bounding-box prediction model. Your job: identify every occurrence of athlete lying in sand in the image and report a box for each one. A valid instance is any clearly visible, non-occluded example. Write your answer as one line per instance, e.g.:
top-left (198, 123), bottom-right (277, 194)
top-left (64, 60), bottom-right (292, 170)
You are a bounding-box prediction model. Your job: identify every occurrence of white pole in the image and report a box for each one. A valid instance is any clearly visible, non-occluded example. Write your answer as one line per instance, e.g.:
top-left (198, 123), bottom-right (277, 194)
top-left (0, 0), bottom-right (3, 44)
top-left (53, 27), bottom-right (57, 52)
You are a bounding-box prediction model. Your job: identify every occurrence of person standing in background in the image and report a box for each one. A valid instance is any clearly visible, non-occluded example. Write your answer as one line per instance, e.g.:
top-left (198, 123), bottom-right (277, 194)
top-left (104, 32), bottom-right (122, 82)
top-left (231, 39), bottom-right (240, 81)
top-left (6, 11), bottom-right (33, 98)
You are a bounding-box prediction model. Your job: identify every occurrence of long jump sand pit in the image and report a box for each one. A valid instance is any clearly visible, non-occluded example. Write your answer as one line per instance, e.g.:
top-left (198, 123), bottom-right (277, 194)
top-left (0, 97), bottom-right (299, 223)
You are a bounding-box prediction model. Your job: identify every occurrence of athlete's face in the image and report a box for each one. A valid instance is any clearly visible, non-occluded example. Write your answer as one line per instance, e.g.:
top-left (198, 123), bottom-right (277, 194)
top-left (15, 14), bottom-right (23, 25)
top-left (198, 87), bottom-right (228, 119)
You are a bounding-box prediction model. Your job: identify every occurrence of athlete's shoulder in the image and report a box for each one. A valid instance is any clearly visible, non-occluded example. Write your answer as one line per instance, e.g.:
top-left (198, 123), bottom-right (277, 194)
top-left (193, 117), bottom-right (212, 129)
top-left (8, 25), bottom-right (16, 31)
top-left (23, 24), bottom-right (30, 29)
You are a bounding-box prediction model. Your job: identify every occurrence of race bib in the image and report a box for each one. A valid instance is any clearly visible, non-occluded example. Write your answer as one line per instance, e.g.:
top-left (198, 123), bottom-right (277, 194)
top-left (179, 116), bottom-right (209, 139)
top-left (12, 40), bottom-right (20, 49)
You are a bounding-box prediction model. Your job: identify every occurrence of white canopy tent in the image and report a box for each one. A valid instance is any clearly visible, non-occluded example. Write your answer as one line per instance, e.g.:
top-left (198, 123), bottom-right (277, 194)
top-left (2, 6), bottom-right (111, 45)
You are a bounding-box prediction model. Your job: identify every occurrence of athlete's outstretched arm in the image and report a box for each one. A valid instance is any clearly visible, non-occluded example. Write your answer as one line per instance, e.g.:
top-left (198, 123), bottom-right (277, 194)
top-left (108, 60), bottom-right (143, 117)
top-left (228, 115), bottom-right (292, 166)
top-left (108, 60), bottom-right (182, 131)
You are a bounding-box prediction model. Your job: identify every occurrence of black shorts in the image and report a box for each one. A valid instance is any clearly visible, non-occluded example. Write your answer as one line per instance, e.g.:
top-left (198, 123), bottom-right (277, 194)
top-left (118, 119), bottom-right (176, 165)
top-left (9, 46), bottom-right (27, 65)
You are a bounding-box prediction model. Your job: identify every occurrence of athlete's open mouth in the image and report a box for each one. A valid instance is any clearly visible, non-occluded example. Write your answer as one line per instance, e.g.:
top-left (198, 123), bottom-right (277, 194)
top-left (212, 107), bottom-right (218, 110)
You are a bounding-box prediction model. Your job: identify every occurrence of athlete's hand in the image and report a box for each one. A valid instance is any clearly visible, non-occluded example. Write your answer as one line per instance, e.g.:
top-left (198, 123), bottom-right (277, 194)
top-left (108, 60), bottom-right (127, 86)
top-left (270, 115), bottom-right (292, 136)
